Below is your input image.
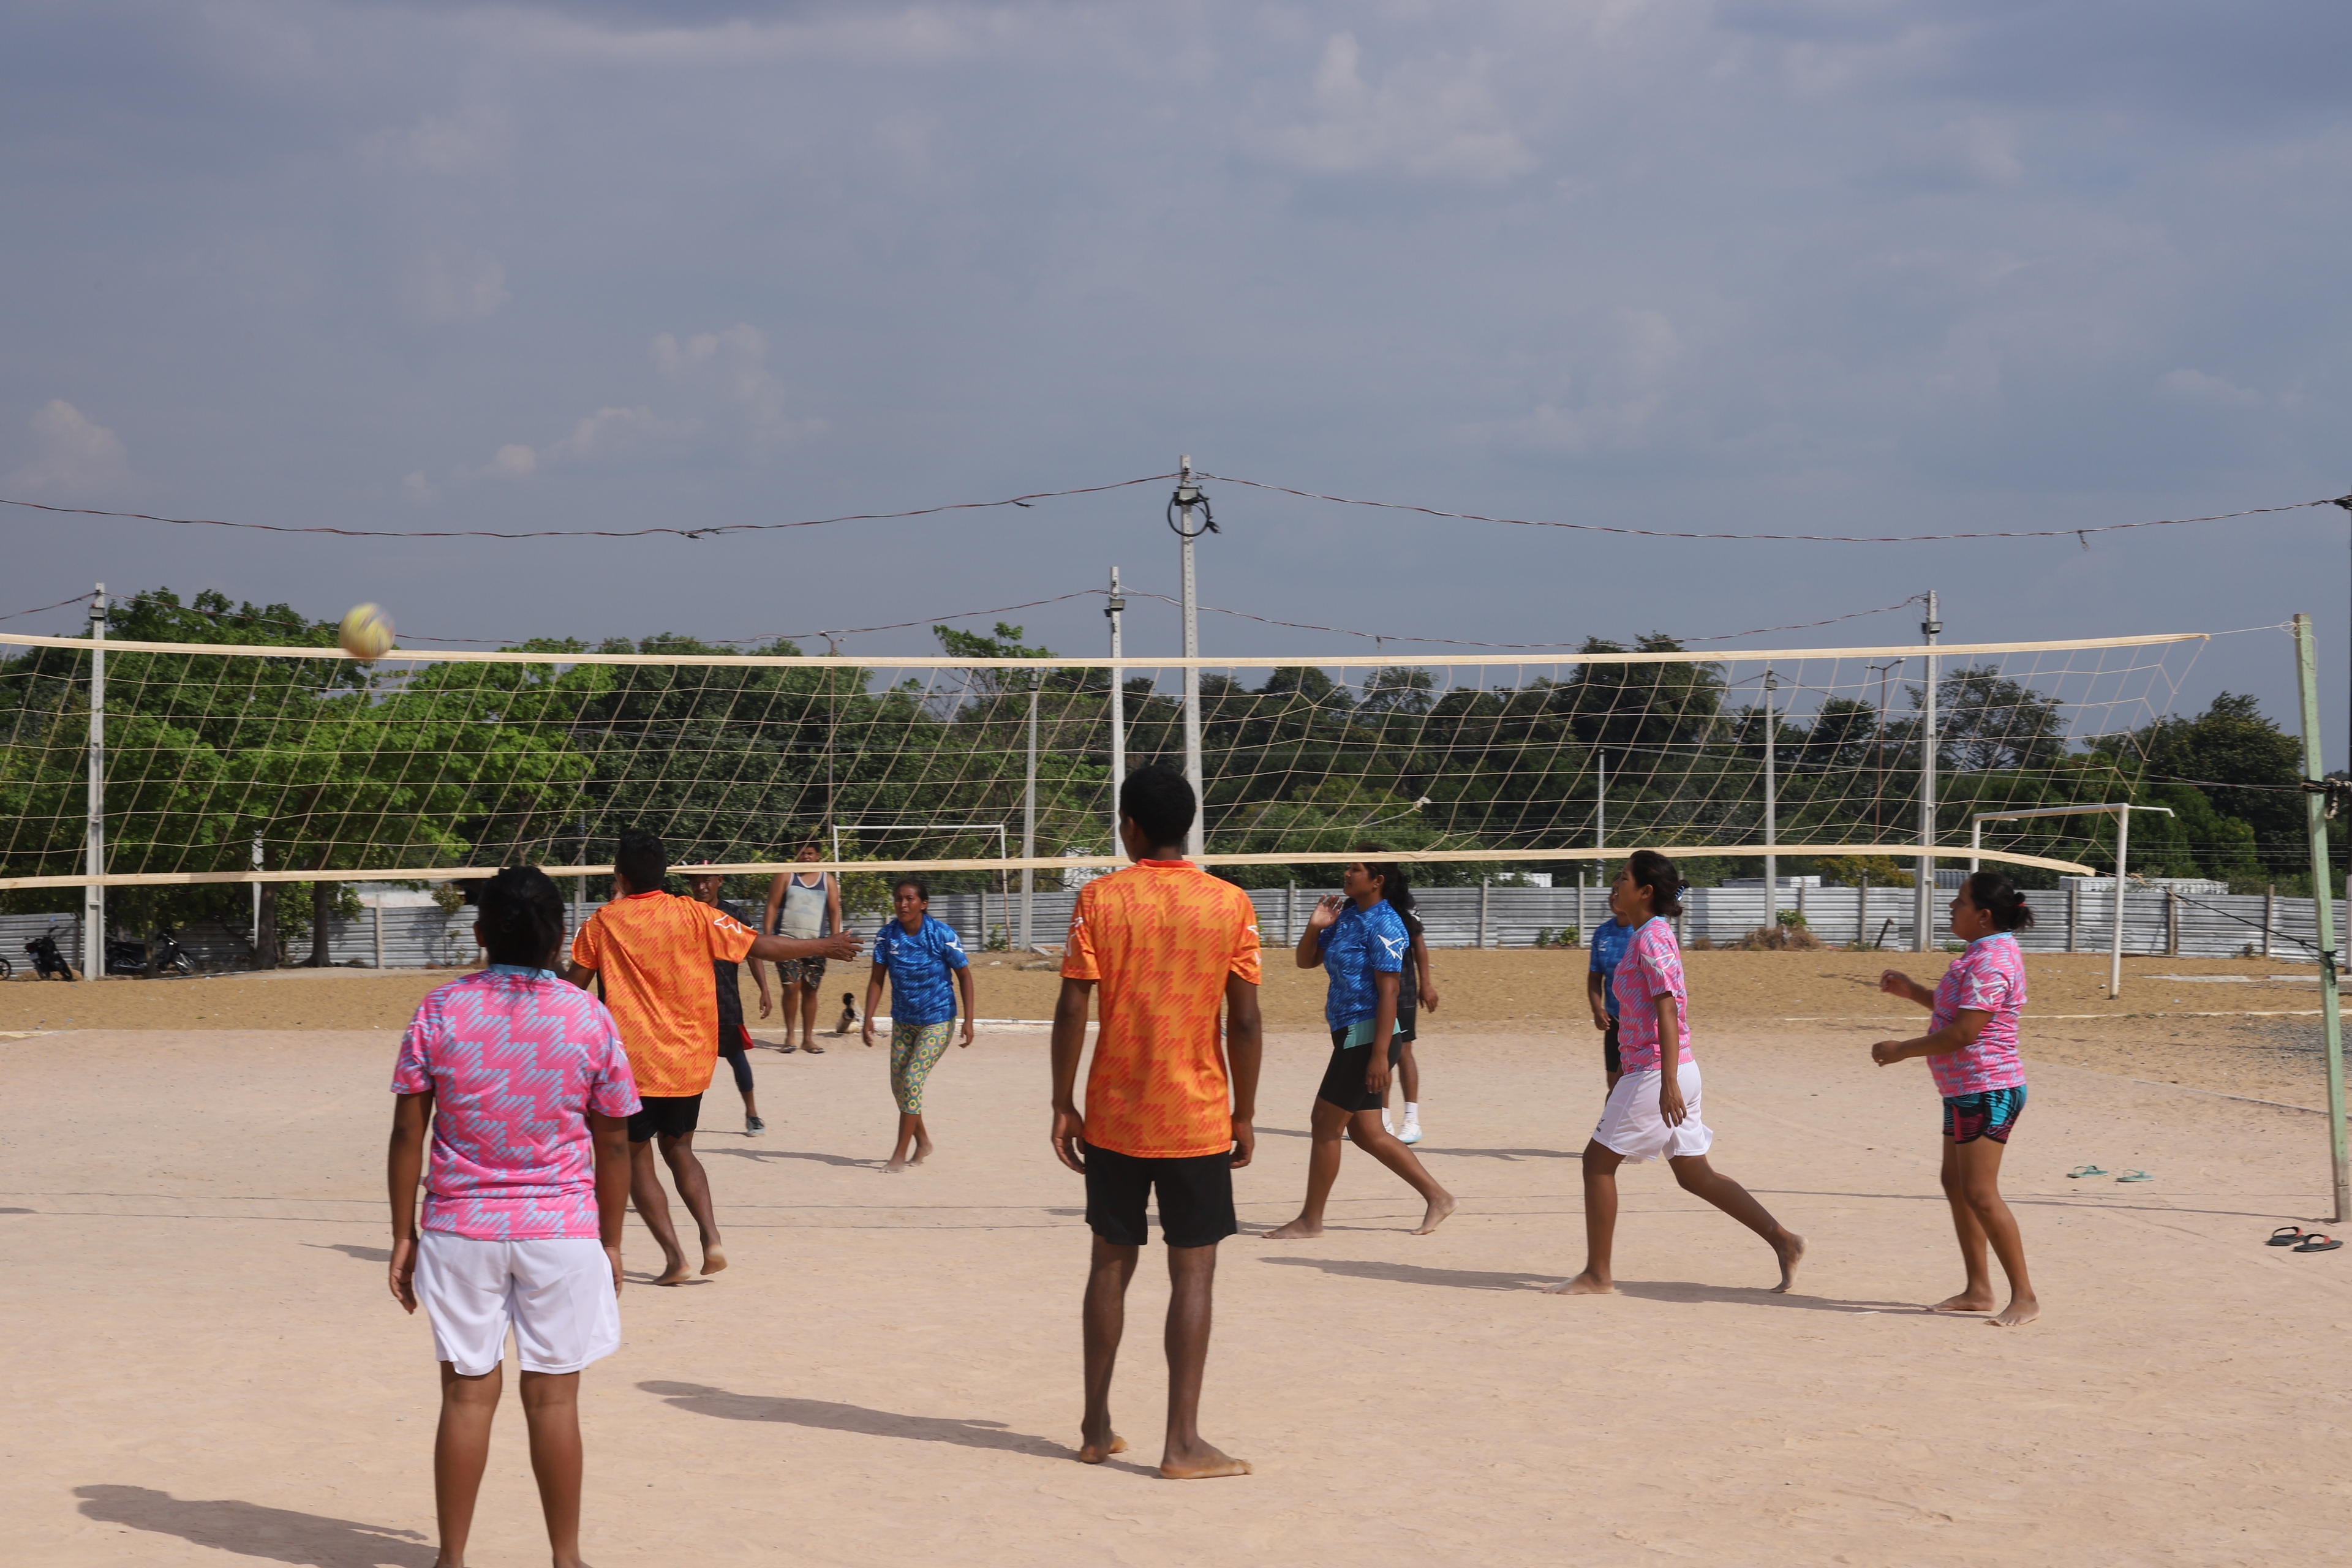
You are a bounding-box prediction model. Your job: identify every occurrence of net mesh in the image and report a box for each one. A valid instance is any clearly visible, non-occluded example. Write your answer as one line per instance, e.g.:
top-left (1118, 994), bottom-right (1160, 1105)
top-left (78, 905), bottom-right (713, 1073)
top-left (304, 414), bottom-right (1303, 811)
top-left (0, 630), bottom-right (2206, 892)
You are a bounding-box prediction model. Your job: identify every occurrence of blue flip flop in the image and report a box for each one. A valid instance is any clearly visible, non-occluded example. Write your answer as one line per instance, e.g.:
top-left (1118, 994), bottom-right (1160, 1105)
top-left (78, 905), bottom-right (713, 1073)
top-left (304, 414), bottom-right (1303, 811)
top-left (2295, 1234), bottom-right (2343, 1254)
top-left (2271, 1226), bottom-right (2309, 1246)
top-left (2116, 1170), bottom-right (2153, 1183)
top-left (2065, 1165), bottom-right (2108, 1179)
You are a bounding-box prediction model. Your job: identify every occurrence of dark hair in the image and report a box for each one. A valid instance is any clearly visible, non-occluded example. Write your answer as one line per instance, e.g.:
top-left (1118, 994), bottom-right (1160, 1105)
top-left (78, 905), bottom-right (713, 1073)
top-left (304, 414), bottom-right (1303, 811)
top-left (614, 828), bottom-right (666, 893)
top-left (1119, 764), bottom-right (1196, 850)
top-left (477, 865), bottom-right (568, 968)
top-left (892, 876), bottom-right (930, 903)
top-left (1624, 850), bottom-right (1684, 919)
top-left (1961, 870), bottom-right (2035, 931)
top-left (1355, 843), bottom-right (1413, 913)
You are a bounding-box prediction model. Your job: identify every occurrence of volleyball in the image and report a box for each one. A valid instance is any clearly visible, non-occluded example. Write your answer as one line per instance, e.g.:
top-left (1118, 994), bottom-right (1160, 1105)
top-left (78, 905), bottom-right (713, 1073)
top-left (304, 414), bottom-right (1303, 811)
top-left (337, 603), bottom-right (396, 660)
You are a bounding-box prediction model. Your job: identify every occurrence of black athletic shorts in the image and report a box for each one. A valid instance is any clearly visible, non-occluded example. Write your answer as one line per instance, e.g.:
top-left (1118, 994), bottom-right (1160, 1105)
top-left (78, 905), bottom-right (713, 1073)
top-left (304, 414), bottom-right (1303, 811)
top-left (1083, 1142), bottom-right (1237, 1248)
top-left (1604, 1021), bottom-right (1621, 1075)
top-left (1395, 1006), bottom-right (1417, 1044)
top-left (1317, 1028), bottom-right (1396, 1113)
top-left (628, 1093), bottom-right (703, 1144)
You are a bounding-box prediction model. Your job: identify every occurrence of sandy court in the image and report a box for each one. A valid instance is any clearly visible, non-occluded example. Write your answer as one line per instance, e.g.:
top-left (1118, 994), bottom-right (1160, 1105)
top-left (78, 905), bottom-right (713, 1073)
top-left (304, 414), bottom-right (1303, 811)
top-left (5, 1009), bottom-right (2351, 1566)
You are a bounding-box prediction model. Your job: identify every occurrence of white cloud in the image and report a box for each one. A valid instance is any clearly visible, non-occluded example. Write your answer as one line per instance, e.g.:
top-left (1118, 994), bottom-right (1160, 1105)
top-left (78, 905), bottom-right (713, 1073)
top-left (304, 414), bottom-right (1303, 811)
top-left (486, 443), bottom-right (538, 480)
top-left (1257, 32), bottom-right (1537, 186)
top-left (407, 252), bottom-right (510, 322)
top-left (2155, 368), bottom-right (2262, 407)
top-left (9, 400), bottom-right (131, 494)
top-left (457, 7), bottom-right (985, 67)
top-left (401, 470), bottom-right (440, 504)
top-left (651, 324), bottom-right (819, 448)
top-left (368, 106), bottom-right (510, 173)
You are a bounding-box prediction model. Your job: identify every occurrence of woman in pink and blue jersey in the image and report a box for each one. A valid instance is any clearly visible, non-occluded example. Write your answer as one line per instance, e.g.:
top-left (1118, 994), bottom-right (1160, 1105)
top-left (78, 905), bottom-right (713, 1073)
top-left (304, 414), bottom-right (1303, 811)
top-left (1872, 870), bottom-right (2040, 1327)
top-left (1548, 850), bottom-right (1805, 1297)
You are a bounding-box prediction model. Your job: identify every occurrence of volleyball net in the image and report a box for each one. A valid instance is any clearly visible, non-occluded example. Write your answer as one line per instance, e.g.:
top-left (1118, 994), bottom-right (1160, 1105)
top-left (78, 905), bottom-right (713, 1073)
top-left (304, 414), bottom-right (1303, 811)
top-left (0, 628), bottom-right (2208, 897)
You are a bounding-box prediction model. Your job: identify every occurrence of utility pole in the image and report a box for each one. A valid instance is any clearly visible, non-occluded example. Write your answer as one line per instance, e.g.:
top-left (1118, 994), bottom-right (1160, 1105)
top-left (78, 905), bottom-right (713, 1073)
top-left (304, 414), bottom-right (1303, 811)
top-left (2293, 612), bottom-right (2348, 1221)
top-left (1914, 591), bottom-right (1940, 952)
top-left (1106, 567), bottom-right (1125, 851)
top-left (1869, 658), bottom-right (1903, 840)
top-left (1762, 669), bottom-right (1778, 912)
top-left (1172, 458), bottom-right (1210, 858)
top-left (84, 583), bottom-right (105, 982)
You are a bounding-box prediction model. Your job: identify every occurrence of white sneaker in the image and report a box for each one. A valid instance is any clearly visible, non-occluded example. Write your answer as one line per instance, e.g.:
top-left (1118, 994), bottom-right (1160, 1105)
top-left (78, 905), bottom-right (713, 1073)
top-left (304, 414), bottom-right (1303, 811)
top-left (1399, 1121), bottom-right (1423, 1145)
top-left (1381, 1114), bottom-right (1397, 1136)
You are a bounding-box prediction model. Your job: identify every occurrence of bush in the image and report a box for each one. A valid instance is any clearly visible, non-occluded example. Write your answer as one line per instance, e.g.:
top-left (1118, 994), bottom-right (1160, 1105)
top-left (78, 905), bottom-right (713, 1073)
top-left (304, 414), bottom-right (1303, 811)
top-left (1774, 908), bottom-right (1807, 928)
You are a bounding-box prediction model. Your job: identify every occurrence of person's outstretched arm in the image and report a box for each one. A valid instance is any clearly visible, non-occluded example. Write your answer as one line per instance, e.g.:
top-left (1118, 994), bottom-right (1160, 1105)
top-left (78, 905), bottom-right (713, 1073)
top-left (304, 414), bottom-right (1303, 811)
top-left (386, 1091), bottom-right (432, 1313)
top-left (1871, 1009), bottom-right (1990, 1067)
top-left (1050, 978), bottom-right (1095, 1172)
top-left (1223, 973), bottom-right (1262, 1169)
top-left (1878, 968), bottom-right (1936, 1008)
top-left (750, 930), bottom-right (862, 963)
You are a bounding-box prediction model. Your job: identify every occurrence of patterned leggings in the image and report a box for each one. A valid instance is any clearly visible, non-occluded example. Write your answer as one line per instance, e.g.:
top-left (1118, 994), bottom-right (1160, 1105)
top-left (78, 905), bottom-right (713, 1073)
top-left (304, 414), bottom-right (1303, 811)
top-left (890, 1020), bottom-right (956, 1114)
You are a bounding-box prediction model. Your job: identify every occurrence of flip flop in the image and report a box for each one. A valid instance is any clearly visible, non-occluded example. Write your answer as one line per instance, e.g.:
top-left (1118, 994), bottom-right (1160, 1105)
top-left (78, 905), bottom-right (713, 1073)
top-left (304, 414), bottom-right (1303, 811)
top-left (2065, 1165), bottom-right (2108, 1179)
top-left (2295, 1234), bottom-right (2344, 1254)
top-left (802, 1042), bottom-right (826, 1054)
top-left (2271, 1226), bottom-right (2309, 1246)
top-left (2115, 1170), bottom-right (2154, 1183)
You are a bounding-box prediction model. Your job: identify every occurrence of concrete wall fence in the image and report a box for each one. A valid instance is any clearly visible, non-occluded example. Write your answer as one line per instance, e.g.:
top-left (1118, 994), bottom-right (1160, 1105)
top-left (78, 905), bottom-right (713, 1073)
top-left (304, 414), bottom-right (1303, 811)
top-left (6, 880), bottom-right (2341, 974)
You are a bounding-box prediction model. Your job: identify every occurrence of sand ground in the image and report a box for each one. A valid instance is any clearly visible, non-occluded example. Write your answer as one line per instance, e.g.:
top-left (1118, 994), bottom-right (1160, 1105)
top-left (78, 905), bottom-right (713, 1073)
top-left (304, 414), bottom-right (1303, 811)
top-left (4, 1005), bottom-right (2350, 1566)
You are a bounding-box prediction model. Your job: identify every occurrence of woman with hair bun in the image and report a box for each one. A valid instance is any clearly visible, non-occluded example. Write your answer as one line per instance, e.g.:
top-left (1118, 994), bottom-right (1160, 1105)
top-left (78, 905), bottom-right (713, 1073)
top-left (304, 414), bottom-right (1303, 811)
top-left (1871, 870), bottom-right (2039, 1327)
top-left (1548, 850), bottom-right (1804, 1297)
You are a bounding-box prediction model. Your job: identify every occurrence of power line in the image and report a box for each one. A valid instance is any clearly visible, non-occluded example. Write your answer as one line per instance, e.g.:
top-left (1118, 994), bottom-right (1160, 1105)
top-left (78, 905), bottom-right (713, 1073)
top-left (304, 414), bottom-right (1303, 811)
top-left (1198, 472), bottom-right (2348, 545)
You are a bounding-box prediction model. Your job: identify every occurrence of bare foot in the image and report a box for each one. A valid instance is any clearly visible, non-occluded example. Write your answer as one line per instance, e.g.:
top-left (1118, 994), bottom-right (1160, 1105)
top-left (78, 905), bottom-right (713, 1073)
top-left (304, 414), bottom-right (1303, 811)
top-left (1540, 1270), bottom-right (1615, 1295)
top-left (1261, 1216), bottom-right (1323, 1240)
top-left (911, 1139), bottom-right (934, 1166)
top-left (882, 1156), bottom-right (908, 1174)
top-left (1988, 1296), bottom-right (2040, 1327)
top-left (1076, 1434), bottom-right (1129, 1464)
top-left (1770, 1230), bottom-right (1806, 1293)
top-left (651, 1257), bottom-right (693, 1286)
top-left (1929, 1291), bottom-right (1996, 1314)
top-left (1412, 1192), bottom-right (1457, 1235)
top-left (700, 1245), bottom-right (728, 1277)
top-left (1159, 1442), bottom-right (1252, 1479)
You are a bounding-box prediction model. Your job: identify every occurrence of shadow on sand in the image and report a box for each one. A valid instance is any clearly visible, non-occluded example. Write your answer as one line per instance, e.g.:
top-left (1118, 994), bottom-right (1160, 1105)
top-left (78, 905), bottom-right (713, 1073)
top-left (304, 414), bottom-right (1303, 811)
top-left (302, 1242), bottom-right (391, 1263)
top-left (707, 1147), bottom-right (878, 1170)
top-left (74, 1485), bottom-right (434, 1567)
top-left (1257, 1254), bottom-right (1913, 1313)
top-left (638, 1381), bottom-right (1091, 1462)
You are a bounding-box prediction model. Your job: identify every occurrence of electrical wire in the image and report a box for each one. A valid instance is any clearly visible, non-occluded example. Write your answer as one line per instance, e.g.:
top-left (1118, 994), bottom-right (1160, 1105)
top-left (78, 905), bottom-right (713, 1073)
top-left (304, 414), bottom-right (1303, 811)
top-left (1197, 472), bottom-right (2350, 546)
top-left (0, 475), bottom-right (1173, 541)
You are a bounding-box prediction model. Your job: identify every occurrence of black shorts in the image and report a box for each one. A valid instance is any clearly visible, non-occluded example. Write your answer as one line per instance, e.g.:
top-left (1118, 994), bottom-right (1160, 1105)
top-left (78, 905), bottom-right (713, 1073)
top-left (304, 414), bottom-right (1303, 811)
top-left (1396, 1006), bottom-right (1417, 1044)
top-left (1083, 1142), bottom-right (1237, 1248)
top-left (628, 1094), bottom-right (703, 1143)
top-left (1317, 1028), bottom-right (1393, 1113)
top-left (1604, 1022), bottom-right (1621, 1075)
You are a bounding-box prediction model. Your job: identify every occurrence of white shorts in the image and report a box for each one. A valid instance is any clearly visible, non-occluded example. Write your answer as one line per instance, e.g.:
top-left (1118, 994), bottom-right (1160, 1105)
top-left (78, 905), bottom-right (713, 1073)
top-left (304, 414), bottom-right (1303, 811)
top-left (415, 1232), bottom-right (621, 1377)
top-left (1592, 1062), bottom-right (1714, 1163)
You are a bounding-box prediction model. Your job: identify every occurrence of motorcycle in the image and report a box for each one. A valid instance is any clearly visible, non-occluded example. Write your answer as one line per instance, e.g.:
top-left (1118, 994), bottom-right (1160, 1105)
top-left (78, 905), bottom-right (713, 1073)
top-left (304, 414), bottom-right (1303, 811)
top-left (21, 925), bottom-right (76, 981)
top-left (104, 926), bottom-right (197, 978)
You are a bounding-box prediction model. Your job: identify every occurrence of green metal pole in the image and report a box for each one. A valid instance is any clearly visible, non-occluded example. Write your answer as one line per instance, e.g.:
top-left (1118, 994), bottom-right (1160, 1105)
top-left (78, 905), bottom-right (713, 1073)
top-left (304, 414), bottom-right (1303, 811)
top-left (2293, 613), bottom-right (2348, 1223)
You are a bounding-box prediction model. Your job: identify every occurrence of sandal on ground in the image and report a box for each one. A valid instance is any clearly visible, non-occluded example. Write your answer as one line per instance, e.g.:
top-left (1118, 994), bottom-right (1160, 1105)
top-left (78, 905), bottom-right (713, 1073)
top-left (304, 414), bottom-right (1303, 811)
top-left (2115, 1170), bottom-right (2153, 1183)
top-left (2271, 1226), bottom-right (2309, 1246)
top-left (2295, 1234), bottom-right (2344, 1253)
top-left (802, 1042), bottom-right (826, 1054)
top-left (2065, 1165), bottom-right (2108, 1179)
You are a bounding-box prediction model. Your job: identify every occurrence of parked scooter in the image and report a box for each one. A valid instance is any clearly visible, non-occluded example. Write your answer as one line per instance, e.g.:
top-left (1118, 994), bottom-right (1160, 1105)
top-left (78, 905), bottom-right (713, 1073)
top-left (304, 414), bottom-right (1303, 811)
top-left (23, 925), bottom-right (76, 981)
top-left (104, 926), bottom-right (197, 978)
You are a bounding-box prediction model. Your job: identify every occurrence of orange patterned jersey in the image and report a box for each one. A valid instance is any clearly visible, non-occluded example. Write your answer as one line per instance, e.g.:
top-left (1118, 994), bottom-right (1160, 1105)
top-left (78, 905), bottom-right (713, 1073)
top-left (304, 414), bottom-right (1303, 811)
top-left (1062, 859), bottom-right (1262, 1159)
top-left (571, 891), bottom-right (756, 1098)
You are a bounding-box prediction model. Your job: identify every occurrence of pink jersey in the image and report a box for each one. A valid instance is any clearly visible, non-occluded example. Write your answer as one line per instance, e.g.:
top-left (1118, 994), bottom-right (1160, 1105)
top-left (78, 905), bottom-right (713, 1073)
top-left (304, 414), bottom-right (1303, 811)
top-left (1610, 916), bottom-right (1694, 1072)
top-left (1928, 933), bottom-right (2028, 1096)
top-left (391, 969), bottom-right (642, 1241)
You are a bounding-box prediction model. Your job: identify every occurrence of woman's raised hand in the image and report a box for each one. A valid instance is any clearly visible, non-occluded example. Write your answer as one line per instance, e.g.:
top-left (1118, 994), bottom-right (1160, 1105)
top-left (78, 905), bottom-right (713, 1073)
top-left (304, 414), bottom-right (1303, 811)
top-left (1306, 894), bottom-right (1346, 930)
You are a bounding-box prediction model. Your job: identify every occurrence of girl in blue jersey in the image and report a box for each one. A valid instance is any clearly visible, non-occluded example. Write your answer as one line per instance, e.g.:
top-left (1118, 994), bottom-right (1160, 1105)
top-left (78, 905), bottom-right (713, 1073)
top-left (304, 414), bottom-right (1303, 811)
top-left (1266, 854), bottom-right (1457, 1238)
top-left (861, 878), bottom-right (976, 1172)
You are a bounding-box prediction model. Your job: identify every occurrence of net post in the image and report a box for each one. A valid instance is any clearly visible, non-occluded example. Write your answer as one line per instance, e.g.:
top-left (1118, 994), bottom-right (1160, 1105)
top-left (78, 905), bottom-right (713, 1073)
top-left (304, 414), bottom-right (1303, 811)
top-left (1106, 567), bottom-right (1125, 855)
top-left (83, 583), bottom-right (105, 983)
top-left (1022, 684), bottom-right (1037, 949)
top-left (1914, 590), bottom-right (1940, 951)
top-left (2292, 612), bottom-right (2349, 1223)
top-left (1175, 456), bottom-right (1206, 859)
top-left (2110, 807), bottom-right (2129, 1000)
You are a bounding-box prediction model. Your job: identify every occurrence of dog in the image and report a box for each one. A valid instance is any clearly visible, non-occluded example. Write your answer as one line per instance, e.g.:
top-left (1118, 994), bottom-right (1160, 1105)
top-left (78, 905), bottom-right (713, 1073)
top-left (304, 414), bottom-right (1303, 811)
top-left (833, 992), bottom-right (858, 1036)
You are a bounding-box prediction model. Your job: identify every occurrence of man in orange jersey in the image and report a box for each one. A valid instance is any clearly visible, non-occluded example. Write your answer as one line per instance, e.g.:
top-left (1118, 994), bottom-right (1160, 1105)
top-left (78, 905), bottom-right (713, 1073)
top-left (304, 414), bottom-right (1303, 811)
top-left (1051, 765), bottom-right (1262, 1479)
top-left (571, 829), bottom-right (861, 1284)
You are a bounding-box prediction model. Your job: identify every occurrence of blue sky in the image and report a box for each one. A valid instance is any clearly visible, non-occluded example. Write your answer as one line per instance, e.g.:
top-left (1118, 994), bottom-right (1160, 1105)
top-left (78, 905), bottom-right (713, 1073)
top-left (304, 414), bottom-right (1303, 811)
top-left (2, 1), bottom-right (2345, 755)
